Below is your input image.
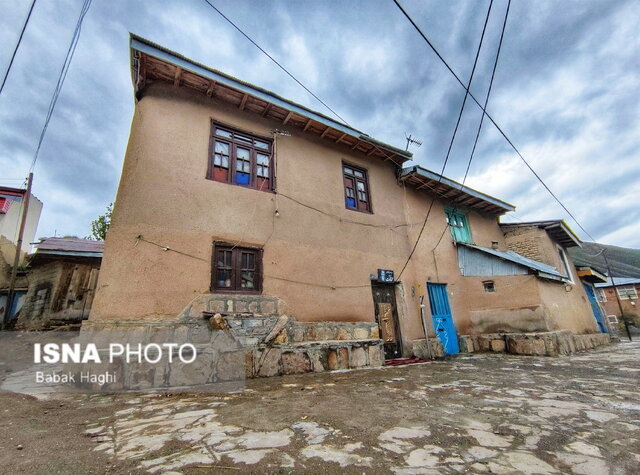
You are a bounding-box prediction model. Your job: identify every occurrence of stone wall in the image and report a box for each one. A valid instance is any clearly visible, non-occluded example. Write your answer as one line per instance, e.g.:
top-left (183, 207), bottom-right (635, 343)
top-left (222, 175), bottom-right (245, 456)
top-left (458, 331), bottom-right (611, 357)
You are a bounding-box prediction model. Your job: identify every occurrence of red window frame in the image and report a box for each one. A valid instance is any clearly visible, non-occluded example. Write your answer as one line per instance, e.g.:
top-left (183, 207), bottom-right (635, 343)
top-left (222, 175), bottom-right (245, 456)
top-left (207, 121), bottom-right (274, 192)
top-left (211, 242), bottom-right (263, 293)
top-left (343, 162), bottom-right (372, 213)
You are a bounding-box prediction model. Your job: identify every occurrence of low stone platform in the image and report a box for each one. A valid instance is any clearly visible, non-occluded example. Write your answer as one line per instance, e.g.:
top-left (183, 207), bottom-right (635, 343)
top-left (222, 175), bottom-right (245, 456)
top-left (458, 330), bottom-right (611, 356)
top-left (80, 313), bottom-right (384, 385)
top-left (248, 339), bottom-right (384, 378)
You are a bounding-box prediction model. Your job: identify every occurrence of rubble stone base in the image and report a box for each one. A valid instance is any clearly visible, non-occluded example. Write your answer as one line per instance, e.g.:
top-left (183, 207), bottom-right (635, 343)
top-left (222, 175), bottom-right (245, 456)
top-left (458, 330), bottom-right (611, 356)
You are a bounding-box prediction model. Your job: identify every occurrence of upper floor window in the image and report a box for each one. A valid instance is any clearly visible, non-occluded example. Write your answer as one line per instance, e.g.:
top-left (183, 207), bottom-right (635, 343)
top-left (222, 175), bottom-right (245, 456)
top-left (616, 285), bottom-right (638, 300)
top-left (557, 247), bottom-right (574, 283)
top-left (343, 164), bottom-right (371, 213)
top-left (211, 242), bottom-right (262, 293)
top-left (208, 122), bottom-right (274, 191)
top-left (445, 208), bottom-right (472, 244)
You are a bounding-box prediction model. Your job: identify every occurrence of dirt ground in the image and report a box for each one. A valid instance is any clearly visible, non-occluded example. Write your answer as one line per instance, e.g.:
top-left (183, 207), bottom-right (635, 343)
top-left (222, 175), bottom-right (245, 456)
top-left (1, 341), bottom-right (639, 474)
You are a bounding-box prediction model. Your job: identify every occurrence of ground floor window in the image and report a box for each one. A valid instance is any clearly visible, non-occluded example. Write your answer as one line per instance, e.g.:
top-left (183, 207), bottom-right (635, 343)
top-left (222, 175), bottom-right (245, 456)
top-left (211, 243), bottom-right (262, 293)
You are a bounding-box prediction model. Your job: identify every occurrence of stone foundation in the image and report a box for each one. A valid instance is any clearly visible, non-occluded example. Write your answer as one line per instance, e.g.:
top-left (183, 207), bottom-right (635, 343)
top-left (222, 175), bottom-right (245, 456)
top-left (80, 305), bottom-right (384, 385)
top-left (411, 338), bottom-right (446, 359)
top-left (458, 330), bottom-right (611, 356)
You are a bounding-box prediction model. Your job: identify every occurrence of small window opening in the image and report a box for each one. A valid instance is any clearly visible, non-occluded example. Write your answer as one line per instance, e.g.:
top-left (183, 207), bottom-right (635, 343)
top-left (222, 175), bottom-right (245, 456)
top-left (483, 280), bottom-right (496, 292)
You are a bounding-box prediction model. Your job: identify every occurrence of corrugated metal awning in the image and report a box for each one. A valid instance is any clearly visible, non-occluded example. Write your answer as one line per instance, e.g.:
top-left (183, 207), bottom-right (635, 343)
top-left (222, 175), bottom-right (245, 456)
top-left (459, 243), bottom-right (569, 282)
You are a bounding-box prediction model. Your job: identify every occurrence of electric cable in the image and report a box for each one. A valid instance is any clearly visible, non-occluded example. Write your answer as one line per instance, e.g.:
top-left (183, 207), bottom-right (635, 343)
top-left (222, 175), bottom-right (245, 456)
top-left (433, 0), bottom-right (511, 252)
top-left (393, 0), bottom-right (596, 242)
top-left (398, 0), bottom-right (494, 278)
top-left (29, 0), bottom-right (92, 173)
top-left (0, 0), bottom-right (36, 97)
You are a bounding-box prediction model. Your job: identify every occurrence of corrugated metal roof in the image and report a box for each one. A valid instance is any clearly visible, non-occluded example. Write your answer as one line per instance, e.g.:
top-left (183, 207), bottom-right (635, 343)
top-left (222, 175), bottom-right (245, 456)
top-left (459, 243), bottom-right (567, 281)
top-left (595, 277), bottom-right (640, 288)
top-left (34, 237), bottom-right (104, 255)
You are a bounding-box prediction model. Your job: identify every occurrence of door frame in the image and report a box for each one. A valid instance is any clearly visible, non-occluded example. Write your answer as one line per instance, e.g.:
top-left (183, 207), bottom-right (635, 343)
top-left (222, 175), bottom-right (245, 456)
top-left (371, 282), bottom-right (403, 360)
top-left (426, 282), bottom-right (460, 355)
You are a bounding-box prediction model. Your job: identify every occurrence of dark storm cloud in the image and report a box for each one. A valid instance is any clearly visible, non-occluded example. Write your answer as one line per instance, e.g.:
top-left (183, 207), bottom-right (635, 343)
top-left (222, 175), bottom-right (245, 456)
top-left (0, 0), bottom-right (638, 246)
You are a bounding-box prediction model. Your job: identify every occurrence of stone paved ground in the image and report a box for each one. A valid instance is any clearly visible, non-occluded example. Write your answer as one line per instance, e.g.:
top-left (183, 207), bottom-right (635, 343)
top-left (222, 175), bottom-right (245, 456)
top-left (1, 341), bottom-right (639, 474)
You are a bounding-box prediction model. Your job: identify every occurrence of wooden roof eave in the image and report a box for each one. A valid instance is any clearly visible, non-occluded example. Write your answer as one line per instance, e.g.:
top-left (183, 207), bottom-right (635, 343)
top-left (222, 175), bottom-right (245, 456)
top-left (130, 36), bottom-right (412, 167)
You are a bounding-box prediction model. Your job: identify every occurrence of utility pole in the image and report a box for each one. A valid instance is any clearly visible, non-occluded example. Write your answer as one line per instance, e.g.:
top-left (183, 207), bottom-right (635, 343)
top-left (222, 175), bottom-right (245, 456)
top-left (601, 248), bottom-right (631, 341)
top-left (4, 173), bottom-right (33, 328)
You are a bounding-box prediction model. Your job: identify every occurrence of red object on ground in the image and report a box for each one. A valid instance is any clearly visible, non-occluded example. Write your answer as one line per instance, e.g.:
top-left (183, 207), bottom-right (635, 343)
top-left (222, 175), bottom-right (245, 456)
top-left (385, 357), bottom-right (428, 366)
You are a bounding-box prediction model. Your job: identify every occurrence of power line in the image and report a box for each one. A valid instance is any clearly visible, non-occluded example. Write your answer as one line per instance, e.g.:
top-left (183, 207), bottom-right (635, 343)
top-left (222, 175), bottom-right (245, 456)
top-left (433, 0), bottom-right (512, 252)
top-left (393, 0), bottom-right (596, 243)
top-left (0, 0), bottom-right (36, 97)
top-left (29, 0), bottom-right (92, 173)
top-left (398, 0), bottom-right (494, 278)
top-left (201, 0), bottom-right (349, 125)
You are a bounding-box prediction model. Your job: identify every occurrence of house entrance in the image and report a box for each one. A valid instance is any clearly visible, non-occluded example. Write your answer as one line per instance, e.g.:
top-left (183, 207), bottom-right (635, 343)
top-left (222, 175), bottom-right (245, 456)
top-left (427, 283), bottom-right (460, 355)
top-left (371, 283), bottom-right (402, 360)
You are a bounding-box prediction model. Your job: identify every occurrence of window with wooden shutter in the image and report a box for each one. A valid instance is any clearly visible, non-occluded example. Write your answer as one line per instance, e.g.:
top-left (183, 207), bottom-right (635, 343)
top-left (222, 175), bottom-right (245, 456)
top-left (208, 122), bottom-right (274, 191)
top-left (445, 208), bottom-right (472, 244)
top-left (343, 163), bottom-right (371, 213)
top-left (212, 243), bottom-right (262, 293)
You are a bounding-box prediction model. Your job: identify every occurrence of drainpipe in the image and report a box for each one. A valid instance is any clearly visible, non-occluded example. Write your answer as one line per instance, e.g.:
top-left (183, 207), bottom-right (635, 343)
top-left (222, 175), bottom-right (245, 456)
top-left (419, 295), bottom-right (433, 359)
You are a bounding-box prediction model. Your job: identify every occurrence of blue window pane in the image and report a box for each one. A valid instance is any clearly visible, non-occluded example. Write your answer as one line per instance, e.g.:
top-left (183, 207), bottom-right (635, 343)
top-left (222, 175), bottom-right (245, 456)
top-left (346, 197), bottom-right (356, 208)
top-left (235, 172), bottom-right (250, 185)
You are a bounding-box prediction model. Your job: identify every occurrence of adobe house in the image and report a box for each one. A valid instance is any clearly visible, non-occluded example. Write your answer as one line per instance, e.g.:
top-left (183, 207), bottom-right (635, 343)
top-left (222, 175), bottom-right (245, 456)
top-left (16, 237), bottom-right (103, 330)
top-left (85, 35), bottom-right (608, 382)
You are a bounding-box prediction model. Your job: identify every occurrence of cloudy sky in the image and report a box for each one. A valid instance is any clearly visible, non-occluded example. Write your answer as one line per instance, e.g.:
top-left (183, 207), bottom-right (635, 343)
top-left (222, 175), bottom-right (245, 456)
top-left (1, 0), bottom-right (638, 247)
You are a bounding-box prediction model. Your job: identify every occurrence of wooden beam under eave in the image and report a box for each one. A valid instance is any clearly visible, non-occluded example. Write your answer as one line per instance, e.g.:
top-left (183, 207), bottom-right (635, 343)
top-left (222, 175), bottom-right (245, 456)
top-left (320, 127), bottom-right (331, 138)
top-left (335, 133), bottom-right (347, 143)
top-left (173, 67), bottom-right (182, 86)
top-left (303, 119), bottom-right (313, 132)
top-left (282, 111), bottom-right (293, 125)
top-left (206, 81), bottom-right (217, 97)
top-left (367, 147), bottom-right (378, 156)
top-left (239, 94), bottom-right (248, 110)
top-left (262, 103), bottom-right (273, 117)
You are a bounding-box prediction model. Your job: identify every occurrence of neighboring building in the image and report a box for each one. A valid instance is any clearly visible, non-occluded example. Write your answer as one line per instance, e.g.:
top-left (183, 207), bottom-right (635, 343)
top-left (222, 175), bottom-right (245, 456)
top-left (0, 186), bottom-right (43, 324)
top-left (574, 264), bottom-right (610, 334)
top-left (16, 237), bottom-right (103, 330)
top-left (595, 277), bottom-right (640, 327)
top-left (86, 36), bottom-right (606, 380)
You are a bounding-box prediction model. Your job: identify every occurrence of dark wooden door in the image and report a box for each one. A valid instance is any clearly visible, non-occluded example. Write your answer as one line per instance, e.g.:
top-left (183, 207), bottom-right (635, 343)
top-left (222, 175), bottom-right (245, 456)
top-left (371, 283), bottom-right (402, 360)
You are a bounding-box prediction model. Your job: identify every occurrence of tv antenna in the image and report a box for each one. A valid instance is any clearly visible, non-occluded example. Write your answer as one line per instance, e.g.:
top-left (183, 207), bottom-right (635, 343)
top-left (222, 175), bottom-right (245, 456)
top-left (405, 133), bottom-right (423, 151)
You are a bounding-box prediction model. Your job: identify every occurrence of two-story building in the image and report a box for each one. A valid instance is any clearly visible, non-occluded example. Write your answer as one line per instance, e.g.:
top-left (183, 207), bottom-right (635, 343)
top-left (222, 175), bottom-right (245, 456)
top-left (85, 35), bottom-right (608, 381)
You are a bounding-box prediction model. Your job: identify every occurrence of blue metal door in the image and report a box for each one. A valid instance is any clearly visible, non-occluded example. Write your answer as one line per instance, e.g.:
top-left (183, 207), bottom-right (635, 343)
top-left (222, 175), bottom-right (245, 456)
top-left (583, 284), bottom-right (607, 333)
top-left (427, 283), bottom-right (459, 354)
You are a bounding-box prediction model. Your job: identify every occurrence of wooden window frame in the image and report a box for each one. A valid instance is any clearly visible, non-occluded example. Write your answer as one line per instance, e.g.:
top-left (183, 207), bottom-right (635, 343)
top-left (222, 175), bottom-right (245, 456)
top-left (445, 208), bottom-right (472, 244)
top-left (211, 242), bottom-right (263, 294)
top-left (342, 162), bottom-right (372, 213)
top-left (207, 121), bottom-right (275, 192)
top-left (557, 246), bottom-right (574, 284)
top-left (616, 285), bottom-right (638, 300)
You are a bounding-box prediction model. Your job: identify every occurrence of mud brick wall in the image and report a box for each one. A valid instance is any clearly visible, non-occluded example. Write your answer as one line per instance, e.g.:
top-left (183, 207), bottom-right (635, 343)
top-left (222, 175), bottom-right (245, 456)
top-left (502, 226), bottom-right (545, 263)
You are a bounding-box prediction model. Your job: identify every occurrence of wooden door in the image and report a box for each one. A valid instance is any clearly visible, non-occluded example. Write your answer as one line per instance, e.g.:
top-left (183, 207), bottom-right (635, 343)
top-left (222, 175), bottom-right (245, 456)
top-left (371, 283), bottom-right (402, 360)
